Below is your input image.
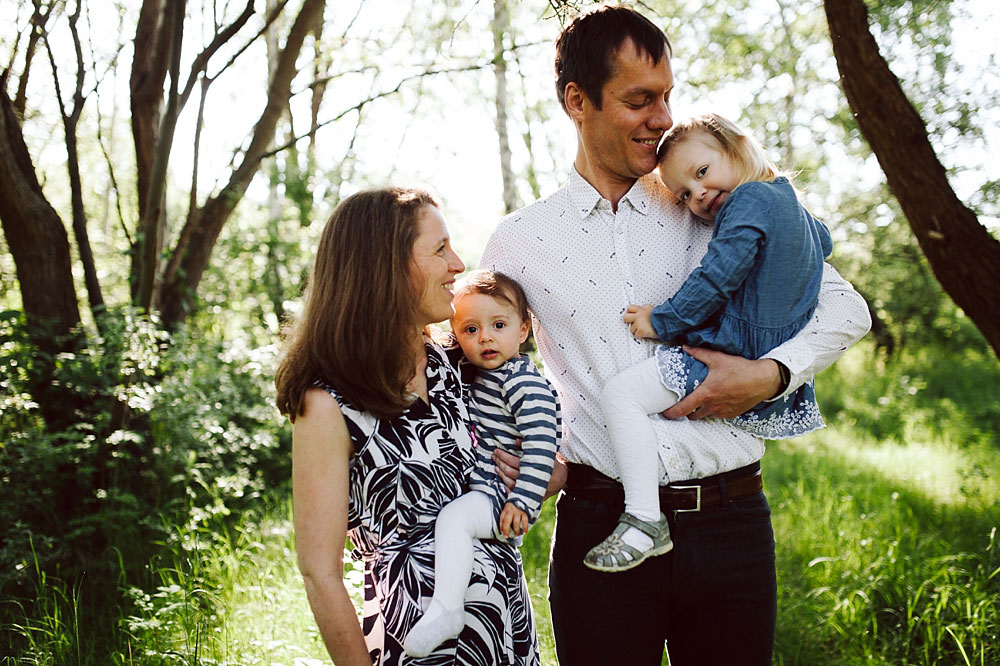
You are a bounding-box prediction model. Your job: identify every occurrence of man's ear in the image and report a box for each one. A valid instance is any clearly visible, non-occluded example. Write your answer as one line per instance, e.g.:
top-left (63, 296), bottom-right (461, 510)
top-left (564, 82), bottom-right (587, 122)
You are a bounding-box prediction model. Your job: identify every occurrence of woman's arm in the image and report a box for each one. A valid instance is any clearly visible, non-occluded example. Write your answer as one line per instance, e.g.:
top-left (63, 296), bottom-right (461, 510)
top-left (293, 388), bottom-right (372, 666)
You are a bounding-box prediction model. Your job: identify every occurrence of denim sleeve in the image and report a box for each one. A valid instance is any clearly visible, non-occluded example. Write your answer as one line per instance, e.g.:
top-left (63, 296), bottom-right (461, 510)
top-left (649, 186), bottom-right (771, 342)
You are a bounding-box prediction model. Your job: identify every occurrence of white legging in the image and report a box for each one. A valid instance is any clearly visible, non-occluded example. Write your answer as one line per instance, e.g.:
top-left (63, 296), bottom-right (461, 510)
top-left (599, 356), bottom-right (680, 521)
top-left (428, 490), bottom-right (498, 611)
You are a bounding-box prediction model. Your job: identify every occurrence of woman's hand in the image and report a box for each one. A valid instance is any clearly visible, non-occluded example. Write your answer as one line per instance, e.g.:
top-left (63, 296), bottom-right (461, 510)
top-left (624, 304), bottom-right (657, 339)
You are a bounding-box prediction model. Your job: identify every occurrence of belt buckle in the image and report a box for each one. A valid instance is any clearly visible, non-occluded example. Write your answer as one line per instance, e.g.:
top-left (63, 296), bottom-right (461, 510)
top-left (672, 484), bottom-right (702, 512)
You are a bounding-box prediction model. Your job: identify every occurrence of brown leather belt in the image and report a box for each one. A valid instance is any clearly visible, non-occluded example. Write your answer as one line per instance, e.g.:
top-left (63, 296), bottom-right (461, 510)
top-left (564, 461), bottom-right (763, 512)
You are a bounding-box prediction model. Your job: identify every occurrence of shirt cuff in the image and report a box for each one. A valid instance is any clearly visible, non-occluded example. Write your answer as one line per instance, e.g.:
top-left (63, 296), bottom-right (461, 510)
top-left (761, 356), bottom-right (803, 402)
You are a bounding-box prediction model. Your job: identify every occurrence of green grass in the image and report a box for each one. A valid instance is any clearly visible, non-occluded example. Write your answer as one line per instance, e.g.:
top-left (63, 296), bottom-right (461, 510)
top-left (5, 421), bottom-right (997, 665)
top-left (767, 430), bottom-right (1000, 666)
top-left (114, 499), bottom-right (335, 665)
top-left (5, 342), bottom-right (1000, 665)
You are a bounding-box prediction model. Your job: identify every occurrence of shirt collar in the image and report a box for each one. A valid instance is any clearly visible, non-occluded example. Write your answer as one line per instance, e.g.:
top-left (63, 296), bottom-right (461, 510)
top-left (568, 167), bottom-right (657, 219)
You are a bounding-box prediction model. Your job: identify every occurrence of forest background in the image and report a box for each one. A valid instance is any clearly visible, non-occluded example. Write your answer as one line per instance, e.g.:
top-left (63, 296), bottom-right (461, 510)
top-left (1, 0), bottom-right (998, 664)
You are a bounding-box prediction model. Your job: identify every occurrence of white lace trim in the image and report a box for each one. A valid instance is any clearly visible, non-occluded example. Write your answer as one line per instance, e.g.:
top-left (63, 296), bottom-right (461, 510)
top-left (655, 345), bottom-right (825, 440)
top-left (729, 397), bottom-right (825, 440)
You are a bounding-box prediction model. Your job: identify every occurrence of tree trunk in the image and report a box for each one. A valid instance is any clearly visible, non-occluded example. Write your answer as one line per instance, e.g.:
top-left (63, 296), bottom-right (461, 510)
top-left (0, 79), bottom-right (84, 432)
top-left (824, 0), bottom-right (1000, 358)
top-left (129, 0), bottom-right (170, 300)
top-left (493, 0), bottom-right (517, 215)
top-left (58, 0), bottom-right (106, 324)
top-left (0, 82), bottom-right (81, 344)
top-left (159, 0), bottom-right (327, 329)
top-left (136, 0), bottom-right (185, 311)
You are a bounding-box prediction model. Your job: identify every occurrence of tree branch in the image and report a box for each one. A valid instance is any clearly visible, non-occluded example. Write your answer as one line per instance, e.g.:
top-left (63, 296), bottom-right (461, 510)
top-left (201, 0), bottom-right (291, 85)
top-left (259, 62), bottom-right (492, 163)
top-left (177, 0), bottom-right (256, 110)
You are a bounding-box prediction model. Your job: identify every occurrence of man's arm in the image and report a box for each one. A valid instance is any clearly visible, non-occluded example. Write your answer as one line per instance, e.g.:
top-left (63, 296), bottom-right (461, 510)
top-left (664, 263), bottom-right (870, 420)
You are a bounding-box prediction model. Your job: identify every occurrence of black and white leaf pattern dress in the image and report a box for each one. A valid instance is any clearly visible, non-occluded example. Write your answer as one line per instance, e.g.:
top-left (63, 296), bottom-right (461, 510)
top-left (320, 338), bottom-right (540, 666)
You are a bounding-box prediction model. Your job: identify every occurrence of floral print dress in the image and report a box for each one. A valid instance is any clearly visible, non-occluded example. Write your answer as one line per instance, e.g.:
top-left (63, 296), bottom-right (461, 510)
top-left (320, 338), bottom-right (540, 666)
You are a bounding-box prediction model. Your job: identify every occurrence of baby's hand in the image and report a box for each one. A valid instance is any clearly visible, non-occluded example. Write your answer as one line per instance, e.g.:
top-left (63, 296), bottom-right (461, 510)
top-left (499, 502), bottom-right (530, 538)
top-left (624, 304), bottom-right (657, 339)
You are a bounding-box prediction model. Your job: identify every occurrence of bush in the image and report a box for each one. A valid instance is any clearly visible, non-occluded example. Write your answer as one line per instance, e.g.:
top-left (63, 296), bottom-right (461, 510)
top-left (0, 308), bottom-right (290, 661)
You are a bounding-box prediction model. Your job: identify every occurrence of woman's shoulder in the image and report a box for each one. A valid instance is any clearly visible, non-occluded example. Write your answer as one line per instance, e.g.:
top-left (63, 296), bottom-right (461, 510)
top-left (294, 386), bottom-right (348, 436)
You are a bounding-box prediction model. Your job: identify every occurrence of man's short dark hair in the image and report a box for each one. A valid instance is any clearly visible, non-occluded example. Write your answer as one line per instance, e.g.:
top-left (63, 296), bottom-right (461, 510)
top-left (554, 5), bottom-right (672, 114)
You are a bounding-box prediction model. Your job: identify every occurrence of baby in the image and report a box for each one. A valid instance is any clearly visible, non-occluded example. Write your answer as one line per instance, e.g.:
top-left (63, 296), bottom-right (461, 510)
top-left (404, 270), bottom-right (560, 657)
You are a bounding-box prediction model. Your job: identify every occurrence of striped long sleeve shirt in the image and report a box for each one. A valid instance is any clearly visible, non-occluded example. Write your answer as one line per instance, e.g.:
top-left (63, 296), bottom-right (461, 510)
top-left (466, 354), bottom-right (561, 521)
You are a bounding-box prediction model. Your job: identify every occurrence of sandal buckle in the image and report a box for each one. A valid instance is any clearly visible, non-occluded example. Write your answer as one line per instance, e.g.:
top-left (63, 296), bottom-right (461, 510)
top-left (672, 484), bottom-right (701, 512)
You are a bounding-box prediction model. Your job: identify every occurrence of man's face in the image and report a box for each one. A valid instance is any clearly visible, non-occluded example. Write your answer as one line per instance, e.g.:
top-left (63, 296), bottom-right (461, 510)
top-left (578, 40), bottom-right (674, 186)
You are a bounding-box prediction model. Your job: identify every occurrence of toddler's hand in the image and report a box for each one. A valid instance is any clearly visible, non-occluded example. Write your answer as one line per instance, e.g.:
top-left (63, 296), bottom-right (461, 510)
top-left (499, 502), bottom-right (530, 538)
top-left (624, 304), bottom-right (657, 339)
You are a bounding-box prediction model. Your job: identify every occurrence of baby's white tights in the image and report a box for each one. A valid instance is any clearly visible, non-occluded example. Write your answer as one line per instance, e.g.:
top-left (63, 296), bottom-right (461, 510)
top-left (404, 490), bottom-right (496, 657)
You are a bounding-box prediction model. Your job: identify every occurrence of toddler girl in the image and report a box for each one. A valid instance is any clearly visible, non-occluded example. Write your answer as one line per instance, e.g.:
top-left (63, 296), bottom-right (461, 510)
top-left (585, 113), bottom-right (832, 572)
top-left (405, 270), bottom-right (560, 656)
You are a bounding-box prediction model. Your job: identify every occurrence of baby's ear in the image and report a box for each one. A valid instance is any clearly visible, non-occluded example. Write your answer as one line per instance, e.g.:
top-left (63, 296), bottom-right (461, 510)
top-left (518, 319), bottom-right (530, 344)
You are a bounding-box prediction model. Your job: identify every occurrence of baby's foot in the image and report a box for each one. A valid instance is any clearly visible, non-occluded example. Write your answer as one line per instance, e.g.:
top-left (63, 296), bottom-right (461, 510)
top-left (403, 599), bottom-right (465, 658)
top-left (583, 512), bottom-right (673, 572)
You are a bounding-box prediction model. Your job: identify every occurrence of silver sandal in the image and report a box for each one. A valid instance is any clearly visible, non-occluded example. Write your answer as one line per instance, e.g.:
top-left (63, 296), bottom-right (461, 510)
top-left (583, 512), bottom-right (673, 572)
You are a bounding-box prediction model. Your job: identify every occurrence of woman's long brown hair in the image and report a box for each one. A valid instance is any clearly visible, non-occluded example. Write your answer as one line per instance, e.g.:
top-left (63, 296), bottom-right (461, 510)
top-left (275, 187), bottom-right (437, 421)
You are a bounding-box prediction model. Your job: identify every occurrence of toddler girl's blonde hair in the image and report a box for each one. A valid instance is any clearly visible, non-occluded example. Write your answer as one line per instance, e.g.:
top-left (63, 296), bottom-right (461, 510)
top-left (657, 113), bottom-right (783, 188)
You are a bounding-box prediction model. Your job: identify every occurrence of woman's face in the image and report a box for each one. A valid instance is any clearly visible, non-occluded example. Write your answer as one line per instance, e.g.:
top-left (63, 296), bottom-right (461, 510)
top-left (410, 205), bottom-right (466, 326)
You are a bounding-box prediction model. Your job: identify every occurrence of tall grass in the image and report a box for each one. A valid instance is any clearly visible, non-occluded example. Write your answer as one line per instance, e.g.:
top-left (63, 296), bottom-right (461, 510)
top-left (4, 344), bottom-right (998, 665)
top-left (115, 497), bottom-right (334, 665)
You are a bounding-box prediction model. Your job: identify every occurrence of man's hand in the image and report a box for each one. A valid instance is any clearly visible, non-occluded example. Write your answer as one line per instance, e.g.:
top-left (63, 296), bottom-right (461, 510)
top-left (493, 448), bottom-right (521, 492)
top-left (493, 449), bottom-right (567, 499)
top-left (662, 346), bottom-right (782, 420)
top-left (624, 304), bottom-right (657, 339)
top-left (499, 502), bottom-right (530, 538)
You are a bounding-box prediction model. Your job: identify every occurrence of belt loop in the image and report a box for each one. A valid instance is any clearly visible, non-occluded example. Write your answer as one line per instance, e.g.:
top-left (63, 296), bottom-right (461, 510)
top-left (717, 476), bottom-right (729, 505)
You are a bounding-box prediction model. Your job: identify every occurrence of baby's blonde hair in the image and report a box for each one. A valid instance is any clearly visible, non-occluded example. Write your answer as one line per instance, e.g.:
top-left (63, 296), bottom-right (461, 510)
top-left (657, 113), bottom-right (782, 188)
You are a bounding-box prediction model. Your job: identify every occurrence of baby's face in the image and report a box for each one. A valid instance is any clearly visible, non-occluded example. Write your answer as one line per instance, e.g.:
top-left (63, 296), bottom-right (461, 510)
top-left (451, 292), bottom-right (529, 371)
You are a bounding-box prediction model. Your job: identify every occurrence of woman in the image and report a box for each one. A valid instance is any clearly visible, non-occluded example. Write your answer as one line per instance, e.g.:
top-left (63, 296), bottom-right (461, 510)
top-left (275, 188), bottom-right (540, 665)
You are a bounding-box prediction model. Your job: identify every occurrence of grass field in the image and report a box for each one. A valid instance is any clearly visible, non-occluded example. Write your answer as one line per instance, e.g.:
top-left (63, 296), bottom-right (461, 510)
top-left (9, 420), bottom-right (995, 665)
top-left (5, 347), bottom-right (1000, 665)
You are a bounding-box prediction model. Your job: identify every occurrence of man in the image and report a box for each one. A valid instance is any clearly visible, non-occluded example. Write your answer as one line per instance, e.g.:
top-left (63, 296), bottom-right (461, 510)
top-left (481, 5), bottom-right (870, 665)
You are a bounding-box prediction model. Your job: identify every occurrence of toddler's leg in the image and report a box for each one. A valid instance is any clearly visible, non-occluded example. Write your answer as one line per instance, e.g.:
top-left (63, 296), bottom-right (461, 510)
top-left (586, 356), bottom-right (680, 572)
top-left (403, 491), bottom-right (496, 658)
top-left (599, 356), bottom-right (680, 521)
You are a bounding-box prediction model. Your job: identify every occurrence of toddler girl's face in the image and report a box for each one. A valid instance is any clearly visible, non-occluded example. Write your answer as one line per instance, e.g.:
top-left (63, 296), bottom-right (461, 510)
top-left (451, 292), bottom-right (529, 371)
top-left (657, 131), bottom-right (739, 221)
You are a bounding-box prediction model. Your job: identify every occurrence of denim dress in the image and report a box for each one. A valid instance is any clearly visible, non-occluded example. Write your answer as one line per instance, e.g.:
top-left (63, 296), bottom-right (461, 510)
top-left (650, 177), bottom-right (832, 439)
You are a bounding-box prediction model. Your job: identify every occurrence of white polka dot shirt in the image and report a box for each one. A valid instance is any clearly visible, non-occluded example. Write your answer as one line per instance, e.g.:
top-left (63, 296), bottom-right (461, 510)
top-left (480, 169), bottom-right (871, 483)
